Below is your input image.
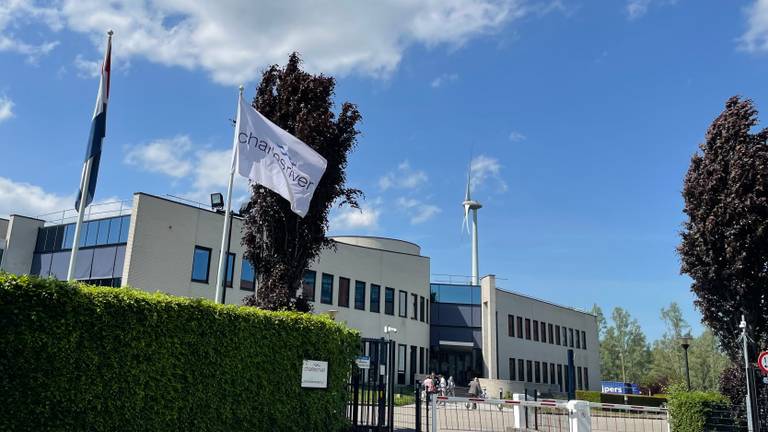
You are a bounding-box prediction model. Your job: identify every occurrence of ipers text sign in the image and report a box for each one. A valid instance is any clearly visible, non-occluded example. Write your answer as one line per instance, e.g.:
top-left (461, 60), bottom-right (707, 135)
top-left (301, 360), bottom-right (328, 388)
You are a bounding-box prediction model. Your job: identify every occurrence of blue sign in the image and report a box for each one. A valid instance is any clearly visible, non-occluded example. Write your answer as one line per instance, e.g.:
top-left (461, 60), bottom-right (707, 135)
top-left (601, 381), bottom-right (640, 395)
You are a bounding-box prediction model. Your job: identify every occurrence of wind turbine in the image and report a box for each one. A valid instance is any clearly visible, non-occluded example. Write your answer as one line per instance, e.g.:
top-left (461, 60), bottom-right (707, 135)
top-left (462, 165), bottom-right (482, 285)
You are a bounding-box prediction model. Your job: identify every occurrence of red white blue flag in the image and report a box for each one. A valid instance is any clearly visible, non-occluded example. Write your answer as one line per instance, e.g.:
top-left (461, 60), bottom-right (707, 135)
top-left (75, 32), bottom-right (112, 210)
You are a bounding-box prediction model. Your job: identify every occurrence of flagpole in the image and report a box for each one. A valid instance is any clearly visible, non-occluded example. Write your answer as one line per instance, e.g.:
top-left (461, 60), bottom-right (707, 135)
top-left (67, 158), bottom-right (92, 281)
top-left (215, 85), bottom-right (243, 304)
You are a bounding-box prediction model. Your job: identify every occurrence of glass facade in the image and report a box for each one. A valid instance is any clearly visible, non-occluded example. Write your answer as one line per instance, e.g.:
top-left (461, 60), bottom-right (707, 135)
top-left (430, 283), bottom-right (480, 304)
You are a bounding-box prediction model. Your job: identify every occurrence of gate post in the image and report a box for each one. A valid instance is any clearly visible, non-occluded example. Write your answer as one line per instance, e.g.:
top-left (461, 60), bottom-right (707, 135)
top-left (512, 393), bottom-right (524, 429)
top-left (415, 381), bottom-right (422, 432)
top-left (567, 400), bottom-right (591, 432)
top-left (430, 392), bottom-right (438, 432)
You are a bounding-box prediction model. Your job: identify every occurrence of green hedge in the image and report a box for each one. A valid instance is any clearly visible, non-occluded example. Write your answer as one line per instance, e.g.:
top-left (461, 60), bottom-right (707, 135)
top-left (0, 274), bottom-right (360, 432)
top-left (667, 391), bottom-right (731, 432)
top-left (575, 390), bottom-right (667, 407)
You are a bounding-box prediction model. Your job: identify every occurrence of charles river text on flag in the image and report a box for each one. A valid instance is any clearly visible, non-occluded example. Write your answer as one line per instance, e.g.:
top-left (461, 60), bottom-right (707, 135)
top-left (234, 94), bottom-right (327, 217)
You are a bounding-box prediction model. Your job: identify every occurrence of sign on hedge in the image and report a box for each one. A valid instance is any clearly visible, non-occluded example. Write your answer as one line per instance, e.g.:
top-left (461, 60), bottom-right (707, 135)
top-left (301, 360), bottom-right (328, 388)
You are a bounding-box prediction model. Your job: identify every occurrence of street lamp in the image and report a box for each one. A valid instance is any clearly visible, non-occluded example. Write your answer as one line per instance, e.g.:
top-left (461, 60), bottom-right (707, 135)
top-left (326, 309), bottom-right (338, 321)
top-left (680, 333), bottom-right (693, 391)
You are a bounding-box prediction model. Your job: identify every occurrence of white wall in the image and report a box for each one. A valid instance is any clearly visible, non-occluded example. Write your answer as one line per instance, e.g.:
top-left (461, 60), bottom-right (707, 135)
top-left (1, 215), bottom-right (44, 274)
top-left (492, 285), bottom-right (601, 392)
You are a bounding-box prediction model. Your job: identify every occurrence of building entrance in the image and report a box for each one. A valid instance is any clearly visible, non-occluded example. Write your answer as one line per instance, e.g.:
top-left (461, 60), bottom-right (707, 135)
top-left (430, 347), bottom-right (483, 386)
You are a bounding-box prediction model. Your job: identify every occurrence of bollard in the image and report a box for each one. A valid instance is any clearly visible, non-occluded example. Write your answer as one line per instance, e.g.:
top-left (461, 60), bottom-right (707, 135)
top-left (567, 400), bottom-right (591, 432)
top-left (430, 393), bottom-right (438, 432)
top-left (512, 393), bottom-right (525, 429)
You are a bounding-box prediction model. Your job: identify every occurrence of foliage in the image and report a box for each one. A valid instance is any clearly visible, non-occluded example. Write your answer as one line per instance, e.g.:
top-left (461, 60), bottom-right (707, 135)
top-left (667, 389), bottom-right (732, 432)
top-left (718, 361), bottom-right (768, 426)
top-left (679, 96), bottom-right (768, 358)
top-left (687, 329), bottom-right (728, 391)
top-left (241, 53), bottom-right (362, 311)
top-left (648, 303), bottom-right (690, 390)
top-left (575, 390), bottom-right (666, 407)
top-left (0, 273), bottom-right (360, 432)
top-left (599, 307), bottom-right (651, 384)
top-left (576, 390), bottom-right (601, 403)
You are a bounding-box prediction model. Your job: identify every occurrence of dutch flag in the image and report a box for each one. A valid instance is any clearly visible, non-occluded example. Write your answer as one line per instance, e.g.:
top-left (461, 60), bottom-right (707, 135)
top-left (75, 31), bottom-right (112, 211)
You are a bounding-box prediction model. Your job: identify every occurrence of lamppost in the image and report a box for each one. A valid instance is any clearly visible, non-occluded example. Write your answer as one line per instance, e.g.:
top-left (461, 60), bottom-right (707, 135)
top-left (680, 333), bottom-right (692, 391)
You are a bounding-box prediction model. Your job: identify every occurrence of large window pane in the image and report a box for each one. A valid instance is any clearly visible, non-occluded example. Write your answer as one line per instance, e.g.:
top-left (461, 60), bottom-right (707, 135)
top-left (302, 270), bottom-right (316, 300)
top-left (107, 217), bottom-right (122, 244)
top-left (420, 296), bottom-right (425, 322)
top-left (398, 290), bottom-right (407, 317)
top-left (224, 253), bottom-right (235, 287)
top-left (411, 293), bottom-right (418, 319)
top-left (191, 246), bottom-right (211, 283)
top-left (354, 281), bottom-right (365, 310)
top-left (370, 284), bottom-right (380, 313)
top-left (118, 215), bottom-right (130, 243)
top-left (96, 219), bottom-right (111, 245)
top-left (385, 287), bottom-right (394, 315)
top-left (85, 221), bottom-right (98, 246)
top-left (44, 226), bottom-right (57, 251)
top-left (35, 227), bottom-right (47, 252)
top-left (338, 277), bottom-right (350, 308)
top-left (240, 259), bottom-right (256, 291)
top-left (321, 273), bottom-right (333, 304)
top-left (52, 225), bottom-right (64, 250)
top-left (62, 224), bottom-right (75, 249)
top-left (429, 284), bottom-right (480, 304)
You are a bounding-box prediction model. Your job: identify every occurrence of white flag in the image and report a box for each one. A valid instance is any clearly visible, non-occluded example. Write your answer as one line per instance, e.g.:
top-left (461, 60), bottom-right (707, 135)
top-left (234, 93), bottom-right (328, 217)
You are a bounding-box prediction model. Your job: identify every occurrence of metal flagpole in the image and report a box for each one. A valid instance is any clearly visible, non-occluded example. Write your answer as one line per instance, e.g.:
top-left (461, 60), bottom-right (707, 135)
top-left (214, 85), bottom-right (243, 304)
top-left (67, 158), bottom-right (92, 281)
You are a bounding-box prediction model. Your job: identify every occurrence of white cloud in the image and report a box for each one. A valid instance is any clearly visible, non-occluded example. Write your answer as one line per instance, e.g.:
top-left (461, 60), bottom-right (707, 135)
top-left (0, 177), bottom-right (73, 218)
top-left (431, 72), bottom-right (459, 88)
top-left (470, 154), bottom-right (508, 193)
top-left (379, 160), bottom-right (428, 191)
top-left (0, 0), bottom-right (61, 62)
top-left (73, 54), bottom-right (101, 78)
top-left (508, 130), bottom-right (526, 142)
top-left (742, 0), bottom-right (768, 52)
top-left (625, 0), bottom-right (677, 20)
top-left (8, 0), bottom-right (525, 85)
top-left (397, 197), bottom-right (441, 224)
top-left (124, 135), bottom-right (194, 178)
top-left (331, 200), bottom-right (381, 231)
top-left (0, 95), bottom-right (14, 122)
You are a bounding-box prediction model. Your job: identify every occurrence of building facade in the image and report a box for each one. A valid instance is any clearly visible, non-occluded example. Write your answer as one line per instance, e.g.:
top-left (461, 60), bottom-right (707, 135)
top-left (0, 192), bottom-right (599, 391)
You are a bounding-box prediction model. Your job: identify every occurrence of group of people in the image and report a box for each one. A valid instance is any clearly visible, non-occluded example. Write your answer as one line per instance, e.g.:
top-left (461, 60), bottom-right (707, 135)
top-left (421, 373), bottom-right (455, 399)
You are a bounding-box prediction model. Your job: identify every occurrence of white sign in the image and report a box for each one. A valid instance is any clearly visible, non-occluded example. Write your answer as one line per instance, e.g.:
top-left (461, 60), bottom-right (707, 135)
top-left (758, 351), bottom-right (768, 374)
top-left (355, 356), bottom-right (370, 369)
top-left (301, 360), bottom-right (328, 388)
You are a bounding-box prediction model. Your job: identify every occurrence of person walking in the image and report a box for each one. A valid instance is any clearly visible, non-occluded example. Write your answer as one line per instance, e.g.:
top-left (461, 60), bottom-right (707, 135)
top-left (447, 376), bottom-right (456, 397)
top-left (467, 377), bottom-right (482, 410)
top-left (438, 375), bottom-right (447, 406)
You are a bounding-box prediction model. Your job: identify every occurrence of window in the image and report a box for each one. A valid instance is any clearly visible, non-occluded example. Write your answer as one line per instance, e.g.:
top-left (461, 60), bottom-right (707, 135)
top-left (517, 316), bottom-right (523, 338)
top-left (508, 315), bottom-right (514, 337)
top-left (543, 361), bottom-right (548, 383)
top-left (577, 366), bottom-right (583, 390)
top-left (370, 284), bottom-right (381, 313)
top-left (564, 366), bottom-right (570, 392)
top-left (96, 219), bottom-right (110, 245)
top-left (575, 329), bottom-right (581, 349)
top-left (550, 363), bottom-right (556, 384)
top-left (555, 325), bottom-right (561, 345)
top-left (220, 253), bottom-right (235, 287)
top-left (398, 290), bottom-right (407, 317)
top-left (385, 288), bottom-right (395, 315)
top-left (569, 328), bottom-right (574, 348)
top-left (584, 367), bottom-right (589, 389)
top-left (419, 347), bottom-right (425, 374)
top-left (548, 323), bottom-right (554, 345)
top-left (321, 273), bottom-right (333, 304)
top-left (562, 326), bottom-right (568, 346)
top-left (119, 215), bottom-right (130, 242)
top-left (557, 364), bottom-right (563, 392)
top-left (426, 299), bottom-right (429, 323)
top-left (63, 224), bottom-right (75, 249)
top-left (107, 217), bottom-right (122, 244)
top-left (240, 259), bottom-right (257, 291)
top-left (541, 321), bottom-right (547, 343)
top-left (411, 293), bottom-right (418, 319)
top-left (338, 277), bottom-right (350, 307)
top-left (526, 360), bottom-right (533, 382)
top-left (509, 358), bottom-right (516, 380)
top-left (85, 220), bottom-right (98, 246)
top-left (420, 296), bottom-right (425, 322)
top-left (518, 359), bottom-right (524, 381)
top-left (525, 318), bottom-right (531, 340)
top-left (354, 281), bottom-right (366, 310)
top-left (581, 331), bottom-right (587, 350)
top-left (397, 344), bottom-right (407, 385)
top-left (533, 320), bottom-right (539, 341)
top-left (410, 346), bottom-right (417, 384)
top-left (302, 270), bottom-right (316, 300)
top-left (535, 361), bottom-right (541, 383)
top-left (191, 246), bottom-right (211, 283)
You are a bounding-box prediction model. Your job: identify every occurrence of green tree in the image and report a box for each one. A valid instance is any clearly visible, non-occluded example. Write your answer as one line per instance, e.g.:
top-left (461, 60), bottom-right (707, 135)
top-left (591, 303), bottom-right (607, 339)
top-left (600, 307), bottom-right (651, 384)
top-left (647, 303), bottom-right (690, 389)
top-left (241, 53), bottom-right (362, 311)
top-left (688, 329), bottom-right (728, 392)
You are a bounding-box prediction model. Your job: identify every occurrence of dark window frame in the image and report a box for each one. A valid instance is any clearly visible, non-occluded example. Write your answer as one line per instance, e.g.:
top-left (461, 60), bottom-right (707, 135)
top-left (191, 246), bottom-right (212, 283)
top-left (555, 325), bottom-right (561, 345)
top-left (321, 273), bottom-right (334, 305)
top-left (419, 296), bottom-right (425, 322)
top-left (575, 329), bottom-right (581, 349)
top-left (301, 270), bottom-right (316, 299)
top-left (338, 277), bottom-right (350, 308)
top-left (525, 318), bottom-right (531, 340)
top-left (239, 259), bottom-right (257, 292)
top-left (385, 287), bottom-right (395, 315)
top-left (411, 293), bottom-right (418, 320)
top-left (517, 359), bottom-right (524, 381)
top-left (354, 280), bottom-right (366, 310)
top-left (517, 316), bottom-right (523, 338)
top-left (533, 320), bottom-right (539, 341)
top-left (508, 314), bottom-right (514, 337)
top-left (543, 361), bottom-right (548, 383)
top-left (540, 321), bottom-right (547, 343)
top-left (224, 252), bottom-right (236, 288)
top-left (370, 284), bottom-right (381, 313)
top-left (509, 358), bottom-right (516, 381)
top-left (526, 360), bottom-right (533, 382)
top-left (535, 361), bottom-right (541, 383)
top-left (398, 290), bottom-right (408, 318)
top-left (548, 323), bottom-right (554, 344)
top-left (569, 328), bottom-right (575, 348)
top-left (581, 330), bottom-right (587, 350)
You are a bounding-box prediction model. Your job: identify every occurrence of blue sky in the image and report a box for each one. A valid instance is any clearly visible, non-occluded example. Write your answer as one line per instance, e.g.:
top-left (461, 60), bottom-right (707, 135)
top-left (2, 0), bottom-right (768, 341)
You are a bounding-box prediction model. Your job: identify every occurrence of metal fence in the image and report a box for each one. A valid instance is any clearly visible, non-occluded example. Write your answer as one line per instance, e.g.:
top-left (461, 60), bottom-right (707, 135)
top-left (36, 199), bottom-right (132, 226)
top-left (588, 403), bottom-right (668, 432)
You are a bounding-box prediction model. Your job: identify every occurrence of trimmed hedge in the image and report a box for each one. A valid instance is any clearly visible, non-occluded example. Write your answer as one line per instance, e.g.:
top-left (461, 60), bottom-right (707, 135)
top-left (0, 274), bottom-right (359, 431)
top-left (575, 390), bottom-right (667, 407)
top-left (667, 391), bottom-right (732, 432)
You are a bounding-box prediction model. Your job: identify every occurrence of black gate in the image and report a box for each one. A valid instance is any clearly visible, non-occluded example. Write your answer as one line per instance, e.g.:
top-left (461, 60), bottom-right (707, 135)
top-left (347, 338), bottom-right (396, 431)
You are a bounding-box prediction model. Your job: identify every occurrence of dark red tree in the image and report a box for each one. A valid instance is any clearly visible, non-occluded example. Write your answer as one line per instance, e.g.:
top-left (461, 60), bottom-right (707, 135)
top-left (241, 53), bottom-right (362, 311)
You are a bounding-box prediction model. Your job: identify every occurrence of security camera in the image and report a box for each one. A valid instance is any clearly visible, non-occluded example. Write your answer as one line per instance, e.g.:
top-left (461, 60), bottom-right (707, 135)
top-left (384, 325), bottom-right (398, 334)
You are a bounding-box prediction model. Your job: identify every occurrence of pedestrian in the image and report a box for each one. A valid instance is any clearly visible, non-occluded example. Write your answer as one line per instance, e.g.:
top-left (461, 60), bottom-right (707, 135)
top-left (423, 374), bottom-right (433, 401)
top-left (447, 376), bottom-right (455, 397)
top-left (466, 377), bottom-right (482, 410)
top-left (438, 374), bottom-right (447, 406)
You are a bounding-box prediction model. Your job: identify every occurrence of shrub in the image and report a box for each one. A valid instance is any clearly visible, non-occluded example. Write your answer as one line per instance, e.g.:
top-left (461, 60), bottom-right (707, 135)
top-left (576, 390), bottom-right (601, 403)
top-left (575, 390), bottom-right (667, 407)
top-left (0, 274), bottom-right (359, 432)
top-left (667, 390), bottom-right (732, 432)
